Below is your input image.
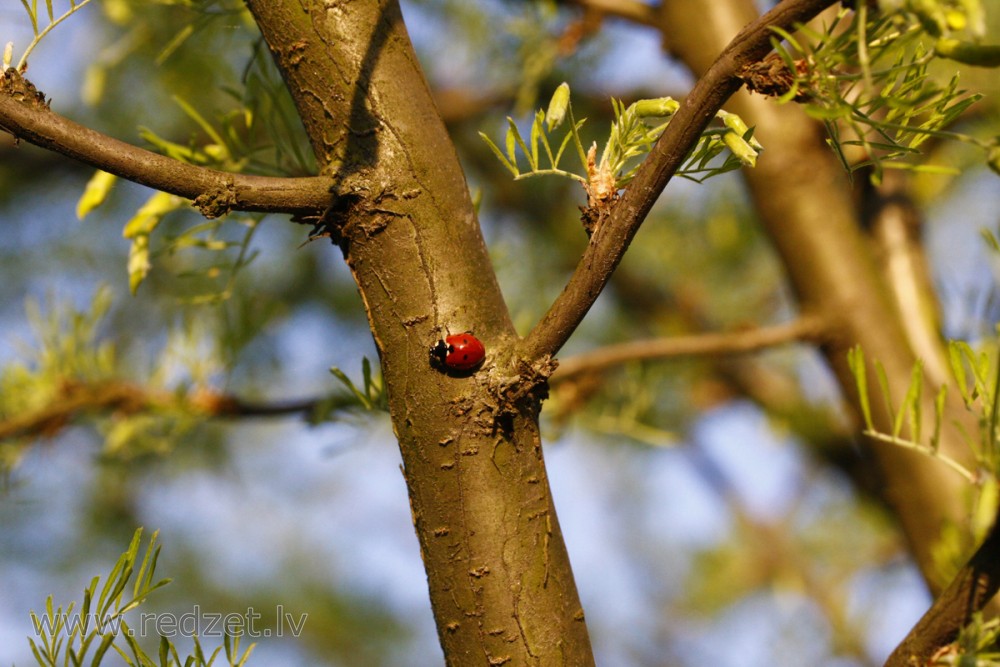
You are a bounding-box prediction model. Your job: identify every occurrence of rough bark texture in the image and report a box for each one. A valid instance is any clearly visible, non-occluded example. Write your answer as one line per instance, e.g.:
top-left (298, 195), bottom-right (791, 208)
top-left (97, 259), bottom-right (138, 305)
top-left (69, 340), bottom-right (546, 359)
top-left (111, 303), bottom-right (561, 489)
top-left (659, 0), bottom-right (979, 590)
top-left (242, 1), bottom-right (594, 664)
top-left (886, 515), bottom-right (1000, 665)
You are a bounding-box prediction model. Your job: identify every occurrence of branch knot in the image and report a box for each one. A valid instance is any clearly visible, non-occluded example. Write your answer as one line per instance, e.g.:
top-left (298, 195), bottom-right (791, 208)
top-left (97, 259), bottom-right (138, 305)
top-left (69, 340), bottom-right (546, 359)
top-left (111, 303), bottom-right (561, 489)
top-left (194, 178), bottom-right (237, 218)
top-left (0, 69), bottom-right (49, 109)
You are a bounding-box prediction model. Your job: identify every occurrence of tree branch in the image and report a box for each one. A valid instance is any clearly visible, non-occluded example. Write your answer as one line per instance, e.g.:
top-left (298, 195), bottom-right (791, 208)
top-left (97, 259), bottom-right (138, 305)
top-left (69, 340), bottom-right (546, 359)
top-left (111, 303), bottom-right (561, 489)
top-left (560, 0), bottom-right (659, 27)
top-left (0, 379), bottom-right (332, 442)
top-left (0, 71), bottom-right (333, 218)
top-left (520, 0), bottom-right (838, 361)
top-left (1, 314), bottom-right (825, 442)
top-left (552, 315), bottom-right (828, 382)
top-left (885, 517), bottom-right (1000, 666)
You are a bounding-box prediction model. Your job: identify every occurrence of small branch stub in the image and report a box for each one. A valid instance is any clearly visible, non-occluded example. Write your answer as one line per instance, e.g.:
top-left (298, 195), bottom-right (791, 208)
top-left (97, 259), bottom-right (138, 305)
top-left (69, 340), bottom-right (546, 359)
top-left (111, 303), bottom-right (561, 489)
top-left (0, 69), bottom-right (48, 108)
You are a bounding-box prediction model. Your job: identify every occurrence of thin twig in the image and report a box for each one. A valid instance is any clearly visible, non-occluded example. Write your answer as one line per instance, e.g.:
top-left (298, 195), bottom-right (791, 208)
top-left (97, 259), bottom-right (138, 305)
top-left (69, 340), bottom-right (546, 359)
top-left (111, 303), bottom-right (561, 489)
top-left (520, 0), bottom-right (838, 362)
top-left (0, 80), bottom-right (333, 217)
top-left (553, 315), bottom-right (828, 382)
top-left (0, 380), bottom-right (324, 442)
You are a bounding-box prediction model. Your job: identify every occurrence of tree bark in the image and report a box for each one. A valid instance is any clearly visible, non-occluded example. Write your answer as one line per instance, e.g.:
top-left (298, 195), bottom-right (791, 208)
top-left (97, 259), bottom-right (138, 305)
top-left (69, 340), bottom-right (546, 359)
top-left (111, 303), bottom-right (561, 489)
top-left (242, 1), bottom-right (594, 663)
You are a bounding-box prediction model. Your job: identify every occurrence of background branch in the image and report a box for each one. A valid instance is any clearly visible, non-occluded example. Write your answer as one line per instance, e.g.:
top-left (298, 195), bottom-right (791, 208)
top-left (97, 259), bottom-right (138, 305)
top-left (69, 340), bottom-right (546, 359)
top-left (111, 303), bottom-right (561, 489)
top-left (0, 72), bottom-right (333, 218)
top-left (559, 0), bottom-right (659, 27)
top-left (552, 315), bottom-right (828, 382)
top-left (0, 316), bottom-right (823, 441)
top-left (0, 380), bottom-right (332, 442)
top-left (520, 0), bottom-right (837, 362)
top-left (657, 0), bottom-right (985, 603)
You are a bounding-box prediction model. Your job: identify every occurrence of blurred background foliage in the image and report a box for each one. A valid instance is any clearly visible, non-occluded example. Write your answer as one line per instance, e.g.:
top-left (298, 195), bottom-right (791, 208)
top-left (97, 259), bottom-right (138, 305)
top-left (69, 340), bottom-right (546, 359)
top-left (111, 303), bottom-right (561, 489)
top-left (2, 1), bottom-right (1000, 665)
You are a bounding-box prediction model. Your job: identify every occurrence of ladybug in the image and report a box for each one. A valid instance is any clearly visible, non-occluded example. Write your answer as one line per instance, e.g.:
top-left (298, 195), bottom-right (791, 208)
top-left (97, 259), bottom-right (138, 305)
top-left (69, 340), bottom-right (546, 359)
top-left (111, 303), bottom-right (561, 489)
top-left (430, 332), bottom-right (486, 371)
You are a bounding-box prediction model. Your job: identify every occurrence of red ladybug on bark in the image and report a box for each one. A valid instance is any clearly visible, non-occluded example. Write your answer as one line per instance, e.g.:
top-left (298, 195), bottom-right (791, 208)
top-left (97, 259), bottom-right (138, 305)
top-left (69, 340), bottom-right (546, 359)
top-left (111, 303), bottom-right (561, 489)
top-left (430, 332), bottom-right (486, 371)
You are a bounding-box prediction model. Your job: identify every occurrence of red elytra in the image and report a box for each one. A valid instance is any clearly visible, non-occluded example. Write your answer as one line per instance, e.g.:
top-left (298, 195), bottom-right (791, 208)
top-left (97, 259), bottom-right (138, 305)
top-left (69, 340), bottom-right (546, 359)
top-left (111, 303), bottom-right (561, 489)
top-left (430, 332), bottom-right (486, 371)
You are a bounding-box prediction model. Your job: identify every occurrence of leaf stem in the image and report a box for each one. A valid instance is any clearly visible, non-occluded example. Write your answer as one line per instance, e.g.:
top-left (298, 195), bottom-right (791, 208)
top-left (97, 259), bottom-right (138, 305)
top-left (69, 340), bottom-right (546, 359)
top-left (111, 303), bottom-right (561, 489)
top-left (863, 430), bottom-right (976, 483)
top-left (16, 0), bottom-right (96, 71)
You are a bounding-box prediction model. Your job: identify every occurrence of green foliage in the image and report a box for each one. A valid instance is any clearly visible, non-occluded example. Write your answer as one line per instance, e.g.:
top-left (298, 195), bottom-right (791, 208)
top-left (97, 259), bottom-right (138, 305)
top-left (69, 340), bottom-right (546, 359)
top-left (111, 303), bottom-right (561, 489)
top-left (121, 192), bottom-right (188, 295)
top-left (77, 171), bottom-right (118, 220)
top-left (0, 288), bottom-right (117, 469)
top-left (847, 344), bottom-right (979, 484)
top-left (887, 0), bottom-right (987, 40)
top-left (229, 43), bottom-right (317, 177)
top-left (139, 54), bottom-right (315, 179)
top-left (155, 214), bottom-right (264, 306)
top-left (10, 0), bottom-right (95, 71)
top-left (848, 337), bottom-right (1000, 581)
top-left (325, 357), bottom-right (388, 415)
top-left (928, 612), bottom-right (1000, 665)
top-left (85, 36), bottom-right (310, 300)
top-left (479, 83), bottom-right (763, 203)
top-left (0, 290), bottom-right (213, 467)
top-left (25, 2), bottom-right (312, 302)
top-left (80, 173), bottom-right (266, 301)
top-left (27, 528), bottom-right (256, 667)
top-left (775, 3), bottom-right (993, 182)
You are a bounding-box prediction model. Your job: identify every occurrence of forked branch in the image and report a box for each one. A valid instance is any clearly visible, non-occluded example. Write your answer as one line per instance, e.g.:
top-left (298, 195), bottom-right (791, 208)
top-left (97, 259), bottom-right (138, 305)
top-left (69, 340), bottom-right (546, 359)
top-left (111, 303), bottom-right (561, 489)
top-left (520, 0), bottom-right (838, 361)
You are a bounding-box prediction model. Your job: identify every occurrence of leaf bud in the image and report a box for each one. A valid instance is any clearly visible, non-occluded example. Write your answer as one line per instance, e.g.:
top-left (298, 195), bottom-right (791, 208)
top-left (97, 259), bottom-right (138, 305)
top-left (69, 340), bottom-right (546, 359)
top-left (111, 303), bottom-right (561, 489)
top-left (722, 131), bottom-right (759, 168)
top-left (632, 97), bottom-right (679, 118)
top-left (934, 39), bottom-right (1000, 67)
top-left (546, 82), bottom-right (571, 131)
top-left (717, 109), bottom-right (763, 149)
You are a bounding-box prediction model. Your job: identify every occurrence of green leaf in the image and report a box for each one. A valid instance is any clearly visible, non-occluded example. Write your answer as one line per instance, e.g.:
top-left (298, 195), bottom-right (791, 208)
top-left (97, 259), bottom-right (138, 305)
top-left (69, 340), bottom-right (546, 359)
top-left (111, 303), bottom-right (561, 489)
top-left (173, 96), bottom-right (225, 146)
top-left (950, 341), bottom-right (974, 408)
top-left (127, 235), bottom-right (151, 295)
top-left (121, 626), bottom-right (152, 666)
top-left (873, 360), bottom-right (897, 438)
top-left (15, 0), bottom-right (96, 71)
top-left (20, 0), bottom-right (40, 35)
top-left (232, 639), bottom-right (256, 667)
top-left (847, 345), bottom-right (874, 430)
top-left (504, 122), bottom-right (517, 166)
top-left (123, 192), bottom-right (182, 239)
top-left (76, 170), bottom-right (117, 220)
top-left (28, 637), bottom-right (48, 667)
top-left (478, 132), bottom-right (519, 177)
top-left (900, 361), bottom-right (924, 443)
top-left (122, 192), bottom-right (183, 294)
top-left (536, 112), bottom-right (557, 167)
top-left (330, 366), bottom-right (372, 410)
top-left (91, 630), bottom-right (117, 667)
top-left (132, 530), bottom-right (158, 597)
top-left (507, 117), bottom-right (535, 171)
top-left (931, 384), bottom-right (947, 452)
top-left (159, 637), bottom-right (170, 667)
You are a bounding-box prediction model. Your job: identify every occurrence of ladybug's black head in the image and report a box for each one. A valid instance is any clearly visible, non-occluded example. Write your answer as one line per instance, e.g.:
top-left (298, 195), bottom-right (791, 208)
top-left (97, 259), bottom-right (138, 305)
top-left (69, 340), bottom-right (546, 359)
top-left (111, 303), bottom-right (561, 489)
top-left (429, 339), bottom-right (452, 367)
